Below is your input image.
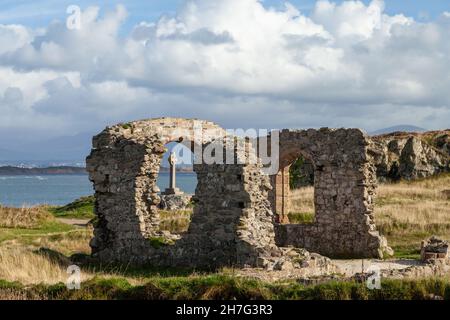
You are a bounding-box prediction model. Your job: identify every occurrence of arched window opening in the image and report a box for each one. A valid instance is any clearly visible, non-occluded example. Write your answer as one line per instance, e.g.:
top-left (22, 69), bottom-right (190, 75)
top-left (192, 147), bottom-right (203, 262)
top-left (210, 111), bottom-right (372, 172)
top-left (156, 142), bottom-right (197, 235)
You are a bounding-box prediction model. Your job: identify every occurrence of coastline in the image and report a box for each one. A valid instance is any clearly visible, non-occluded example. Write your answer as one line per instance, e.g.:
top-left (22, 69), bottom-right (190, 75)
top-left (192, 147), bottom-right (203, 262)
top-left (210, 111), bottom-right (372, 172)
top-left (0, 166), bottom-right (195, 176)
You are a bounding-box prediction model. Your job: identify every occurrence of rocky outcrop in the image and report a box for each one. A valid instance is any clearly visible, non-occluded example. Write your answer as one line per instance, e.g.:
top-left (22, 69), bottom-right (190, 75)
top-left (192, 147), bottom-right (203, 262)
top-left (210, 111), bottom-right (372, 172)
top-left (158, 194), bottom-right (192, 211)
top-left (369, 130), bottom-right (450, 181)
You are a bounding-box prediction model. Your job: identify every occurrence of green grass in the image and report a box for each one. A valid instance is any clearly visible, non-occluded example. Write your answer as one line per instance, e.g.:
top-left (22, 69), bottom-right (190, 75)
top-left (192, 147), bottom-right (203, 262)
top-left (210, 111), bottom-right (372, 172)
top-left (288, 212), bottom-right (315, 224)
top-left (391, 246), bottom-right (421, 260)
top-left (49, 196), bottom-right (95, 219)
top-left (158, 209), bottom-right (192, 233)
top-left (1, 275), bottom-right (450, 300)
top-left (0, 221), bottom-right (75, 243)
top-left (148, 237), bottom-right (174, 248)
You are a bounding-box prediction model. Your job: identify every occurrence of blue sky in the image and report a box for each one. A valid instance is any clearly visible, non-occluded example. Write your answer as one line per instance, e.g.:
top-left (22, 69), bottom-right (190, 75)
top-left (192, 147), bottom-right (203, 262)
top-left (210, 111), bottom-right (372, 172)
top-left (1, 0), bottom-right (450, 160)
top-left (1, 0), bottom-right (449, 30)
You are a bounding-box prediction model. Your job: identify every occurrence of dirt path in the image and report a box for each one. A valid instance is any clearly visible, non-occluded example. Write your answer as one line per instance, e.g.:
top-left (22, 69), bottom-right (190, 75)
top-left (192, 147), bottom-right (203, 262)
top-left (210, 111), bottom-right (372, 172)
top-left (56, 218), bottom-right (90, 227)
top-left (333, 259), bottom-right (423, 277)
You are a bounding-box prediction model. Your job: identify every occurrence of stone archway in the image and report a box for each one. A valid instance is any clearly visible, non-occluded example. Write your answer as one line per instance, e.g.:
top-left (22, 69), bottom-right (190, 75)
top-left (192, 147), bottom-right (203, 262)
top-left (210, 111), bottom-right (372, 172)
top-left (86, 118), bottom-right (331, 269)
top-left (86, 118), bottom-right (226, 262)
top-left (270, 128), bottom-right (392, 259)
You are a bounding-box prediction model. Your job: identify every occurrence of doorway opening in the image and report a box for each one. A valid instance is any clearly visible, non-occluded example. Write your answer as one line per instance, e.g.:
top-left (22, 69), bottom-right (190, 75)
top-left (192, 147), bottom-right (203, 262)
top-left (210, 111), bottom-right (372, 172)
top-left (288, 155), bottom-right (315, 224)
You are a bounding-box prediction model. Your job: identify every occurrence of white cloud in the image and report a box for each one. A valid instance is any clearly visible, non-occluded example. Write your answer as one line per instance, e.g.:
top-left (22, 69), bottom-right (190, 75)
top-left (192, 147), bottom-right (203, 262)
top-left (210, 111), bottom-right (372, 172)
top-left (0, 0), bottom-right (449, 149)
top-left (0, 24), bottom-right (32, 54)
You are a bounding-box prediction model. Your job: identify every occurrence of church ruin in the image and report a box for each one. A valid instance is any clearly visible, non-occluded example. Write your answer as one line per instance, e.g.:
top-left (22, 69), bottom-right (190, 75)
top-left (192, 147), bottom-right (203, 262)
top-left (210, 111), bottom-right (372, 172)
top-left (86, 117), bottom-right (391, 269)
top-left (270, 129), bottom-right (390, 258)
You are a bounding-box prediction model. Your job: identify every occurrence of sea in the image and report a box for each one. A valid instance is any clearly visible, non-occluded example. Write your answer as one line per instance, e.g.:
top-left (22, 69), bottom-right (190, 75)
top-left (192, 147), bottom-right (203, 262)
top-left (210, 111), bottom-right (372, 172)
top-left (0, 173), bottom-right (197, 207)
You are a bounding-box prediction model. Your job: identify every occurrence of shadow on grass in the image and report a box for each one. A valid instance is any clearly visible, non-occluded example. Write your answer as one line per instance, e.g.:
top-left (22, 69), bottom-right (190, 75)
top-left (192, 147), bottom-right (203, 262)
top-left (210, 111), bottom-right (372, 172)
top-left (68, 253), bottom-right (209, 278)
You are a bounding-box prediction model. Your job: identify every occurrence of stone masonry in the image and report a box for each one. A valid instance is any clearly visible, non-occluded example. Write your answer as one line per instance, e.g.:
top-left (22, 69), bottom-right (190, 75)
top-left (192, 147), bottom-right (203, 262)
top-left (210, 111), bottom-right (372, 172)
top-left (86, 118), bottom-right (335, 270)
top-left (86, 118), bottom-right (390, 269)
top-left (268, 129), bottom-right (392, 258)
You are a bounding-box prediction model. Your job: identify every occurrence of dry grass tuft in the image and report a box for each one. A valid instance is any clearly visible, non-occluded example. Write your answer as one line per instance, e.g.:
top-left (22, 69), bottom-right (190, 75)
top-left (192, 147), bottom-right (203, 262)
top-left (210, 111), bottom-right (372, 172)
top-left (31, 229), bottom-right (93, 256)
top-left (0, 206), bottom-right (54, 229)
top-left (0, 246), bottom-right (92, 285)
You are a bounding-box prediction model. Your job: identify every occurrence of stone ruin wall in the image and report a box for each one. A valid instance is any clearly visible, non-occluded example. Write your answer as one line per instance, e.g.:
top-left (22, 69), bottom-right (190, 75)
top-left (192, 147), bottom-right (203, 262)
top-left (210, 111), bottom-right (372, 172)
top-left (86, 118), bottom-right (334, 270)
top-left (86, 117), bottom-right (391, 269)
top-left (86, 118), bottom-right (225, 264)
top-left (269, 129), bottom-right (391, 258)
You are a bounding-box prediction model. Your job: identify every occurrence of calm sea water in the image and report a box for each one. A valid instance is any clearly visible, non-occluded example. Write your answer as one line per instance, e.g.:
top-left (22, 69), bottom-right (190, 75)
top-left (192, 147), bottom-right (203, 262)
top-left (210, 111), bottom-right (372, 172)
top-left (0, 173), bottom-right (197, 207)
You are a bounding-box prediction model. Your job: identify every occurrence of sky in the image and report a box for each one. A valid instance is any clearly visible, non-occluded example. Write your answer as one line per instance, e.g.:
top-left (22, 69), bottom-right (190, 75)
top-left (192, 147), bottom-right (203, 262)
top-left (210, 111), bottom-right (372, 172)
top-left (1, 1), bottom-right (449, 27)
top-left (0, 0), bottom-right (450, 159)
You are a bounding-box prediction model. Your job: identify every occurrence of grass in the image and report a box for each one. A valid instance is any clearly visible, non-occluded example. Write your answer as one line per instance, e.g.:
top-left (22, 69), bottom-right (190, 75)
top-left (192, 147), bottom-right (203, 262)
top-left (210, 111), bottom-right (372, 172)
top-left (375, 173), bottom-right (450, 258)
top-left (289, 185), bottom-right (315, 223)
top-left (0, 246), bottom-right (91, 285)
top-left (159, 209), bottom-right (192, 233)
top-left (289, 212), bottom-right (315, 224)
top-left (148, 237), bottom-right (174, 248)
top-left (0, 205), bottom-right (54, 229)
top-left (49, 196), bottom-right (95, 219)
top-left (32, 229), bottom-right (92, 256)
top-left (0, 275), bottom-right (450, 300)
top-left (0, 221), bottom-right (76, 244)
top-left (290, 173), bottom-right (450, 259)
top-left (49, 196), bottom-right (191, 231)
top-left (0, 203), bottom-right (89, 265)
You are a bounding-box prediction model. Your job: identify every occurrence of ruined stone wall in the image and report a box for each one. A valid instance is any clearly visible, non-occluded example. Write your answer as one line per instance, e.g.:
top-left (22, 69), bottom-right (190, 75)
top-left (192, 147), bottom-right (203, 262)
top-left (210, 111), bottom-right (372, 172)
top-left (271, 129), bottom-right (391, 258)
top-left (86, 118), bottom-right (226, 263)
top-left (86, 118), bottom-right (333, 270)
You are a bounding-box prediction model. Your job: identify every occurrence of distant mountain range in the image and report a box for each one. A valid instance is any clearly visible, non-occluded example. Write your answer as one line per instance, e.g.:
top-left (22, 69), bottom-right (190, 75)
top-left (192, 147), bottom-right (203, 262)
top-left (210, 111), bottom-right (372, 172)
top-left (369, 125), bottom-right (427, 136)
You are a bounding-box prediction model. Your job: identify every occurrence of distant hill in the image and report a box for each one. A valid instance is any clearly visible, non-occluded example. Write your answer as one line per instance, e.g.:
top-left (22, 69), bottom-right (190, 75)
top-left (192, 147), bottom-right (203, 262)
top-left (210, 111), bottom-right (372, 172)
top-left (160, 165), bottom-right (194, 173)
top-left (0, 166), bottom-right (87, 175)
top-left (370, 125), bottom-right (427, 136)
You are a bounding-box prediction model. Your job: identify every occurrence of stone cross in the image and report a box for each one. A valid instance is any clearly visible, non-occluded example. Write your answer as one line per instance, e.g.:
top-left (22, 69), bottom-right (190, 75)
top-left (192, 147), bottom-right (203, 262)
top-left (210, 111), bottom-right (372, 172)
top-left (168, 152), bottom-right (177, 190)
top-left (163, 152), bottom-right (181, 195)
